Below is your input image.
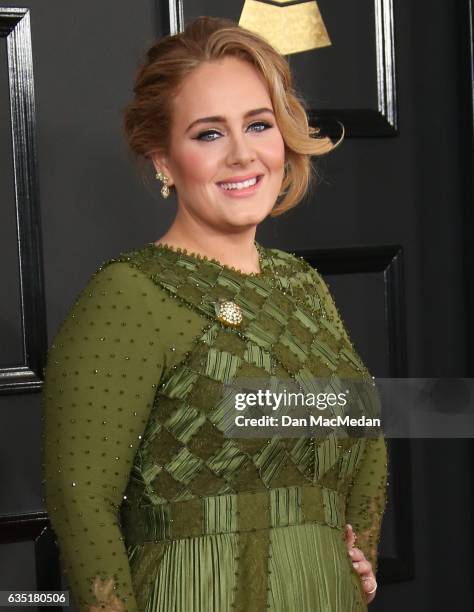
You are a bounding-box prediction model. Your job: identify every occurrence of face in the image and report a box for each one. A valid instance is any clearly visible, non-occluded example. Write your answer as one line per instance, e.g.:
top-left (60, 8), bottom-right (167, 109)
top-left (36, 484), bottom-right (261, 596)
top-left (152, 57), bottom-right (286, 232)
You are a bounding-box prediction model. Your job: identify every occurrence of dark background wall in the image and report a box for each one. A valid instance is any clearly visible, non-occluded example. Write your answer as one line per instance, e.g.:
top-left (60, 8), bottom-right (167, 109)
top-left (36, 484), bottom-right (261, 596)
top-left (0, 1), bottom-right (472, 610)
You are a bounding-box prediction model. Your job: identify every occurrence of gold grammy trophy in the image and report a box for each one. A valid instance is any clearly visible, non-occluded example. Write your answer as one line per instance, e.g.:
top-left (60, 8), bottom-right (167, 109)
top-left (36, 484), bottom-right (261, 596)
top-left (239, 0), bottom-right (331, 55)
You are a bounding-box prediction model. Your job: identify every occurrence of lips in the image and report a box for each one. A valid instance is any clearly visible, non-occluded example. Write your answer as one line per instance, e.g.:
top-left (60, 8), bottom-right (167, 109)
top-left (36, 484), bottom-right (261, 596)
top-left (217, 174), bottom-right (263, 192)
top-left (218, 173), bottom-right (262, 184)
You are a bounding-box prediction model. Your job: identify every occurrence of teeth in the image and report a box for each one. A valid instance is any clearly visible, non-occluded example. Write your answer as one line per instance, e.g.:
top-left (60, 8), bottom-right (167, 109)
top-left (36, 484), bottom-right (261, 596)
top-left (220, 177), bottom-right (258, 190)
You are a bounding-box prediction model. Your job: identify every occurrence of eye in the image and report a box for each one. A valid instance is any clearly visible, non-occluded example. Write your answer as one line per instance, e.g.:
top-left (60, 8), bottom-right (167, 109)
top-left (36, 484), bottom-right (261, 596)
top-left (193, 121), bottom-right (273, 142)
top-left (247, 121), bottom-right (273, 132)
top-left (194, 129), bottom-right (223, 142)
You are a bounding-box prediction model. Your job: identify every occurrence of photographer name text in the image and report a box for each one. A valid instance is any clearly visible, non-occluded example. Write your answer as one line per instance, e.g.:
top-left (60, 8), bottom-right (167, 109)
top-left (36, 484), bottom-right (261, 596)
top-left (234, 414), bottom-right (380, 427)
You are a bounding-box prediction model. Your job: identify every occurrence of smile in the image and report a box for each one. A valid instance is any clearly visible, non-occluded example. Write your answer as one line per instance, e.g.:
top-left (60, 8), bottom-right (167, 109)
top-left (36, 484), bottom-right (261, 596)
top-left (217, 175), bottom-right (263, 193)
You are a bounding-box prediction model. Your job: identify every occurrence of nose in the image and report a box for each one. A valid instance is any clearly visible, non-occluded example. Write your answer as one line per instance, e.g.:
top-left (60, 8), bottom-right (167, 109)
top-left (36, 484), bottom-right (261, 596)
top-left (226, 131), bottom-right (256, 166)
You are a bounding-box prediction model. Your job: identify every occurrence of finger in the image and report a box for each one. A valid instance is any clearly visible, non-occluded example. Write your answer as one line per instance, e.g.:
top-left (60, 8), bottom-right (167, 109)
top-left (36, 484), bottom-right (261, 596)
top-left (345, 524), bottom-right (356, 549)
top-left (360, 574), bottom-right (377, 595)
top-left (347, 546), bottom-right (365, 562)
top-left (351, 559), bottom-right (373, 575)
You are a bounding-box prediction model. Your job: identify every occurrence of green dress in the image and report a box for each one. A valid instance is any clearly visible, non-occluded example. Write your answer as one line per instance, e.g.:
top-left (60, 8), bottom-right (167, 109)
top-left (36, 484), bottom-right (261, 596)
top-left (42, 240), bottom-right (388, 612)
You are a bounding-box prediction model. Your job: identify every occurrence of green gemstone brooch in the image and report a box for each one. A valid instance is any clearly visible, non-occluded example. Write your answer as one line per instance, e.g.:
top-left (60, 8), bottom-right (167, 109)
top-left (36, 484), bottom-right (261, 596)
top-left (214, 297), bottom-right (243, 328)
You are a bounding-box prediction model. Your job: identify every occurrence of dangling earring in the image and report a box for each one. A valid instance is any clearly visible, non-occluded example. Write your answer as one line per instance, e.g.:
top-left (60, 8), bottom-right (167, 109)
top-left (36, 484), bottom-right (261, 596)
top-left (155, 171), bottom-right (170, 199)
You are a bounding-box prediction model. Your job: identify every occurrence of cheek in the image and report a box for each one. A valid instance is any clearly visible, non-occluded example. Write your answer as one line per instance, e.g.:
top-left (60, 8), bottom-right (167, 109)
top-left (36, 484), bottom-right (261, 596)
top-left (263, 132), bottom-right (286, 173)
top-left (173, 147), bottom-right (219, 186)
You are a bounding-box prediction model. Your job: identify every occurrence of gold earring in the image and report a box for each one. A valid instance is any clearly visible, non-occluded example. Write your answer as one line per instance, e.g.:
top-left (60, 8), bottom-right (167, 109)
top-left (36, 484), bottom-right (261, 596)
top-left (155, 171), bottom-right (170, 199)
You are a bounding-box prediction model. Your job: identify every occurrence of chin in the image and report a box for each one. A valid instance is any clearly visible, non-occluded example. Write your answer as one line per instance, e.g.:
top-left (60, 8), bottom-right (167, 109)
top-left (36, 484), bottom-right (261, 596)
top-left (231, 201), bottom-right (274, 219)
top-left (226, 211), bottom-right (269, 227)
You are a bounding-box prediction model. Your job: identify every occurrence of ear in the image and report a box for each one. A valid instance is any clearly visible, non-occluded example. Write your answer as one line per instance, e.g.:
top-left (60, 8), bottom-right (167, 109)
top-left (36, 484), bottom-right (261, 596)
top-left (151, 153), bottom-right (175, 186)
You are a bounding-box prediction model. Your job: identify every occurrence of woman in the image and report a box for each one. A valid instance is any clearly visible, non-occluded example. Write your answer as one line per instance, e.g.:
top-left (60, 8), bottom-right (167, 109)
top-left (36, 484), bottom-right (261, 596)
top-left (42, 16), bottom-right (388, 612)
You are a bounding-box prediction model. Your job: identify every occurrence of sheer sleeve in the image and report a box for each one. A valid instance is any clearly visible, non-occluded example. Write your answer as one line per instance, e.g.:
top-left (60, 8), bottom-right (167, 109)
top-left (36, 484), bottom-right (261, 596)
top-left (41, 261), bottom-right (166, 611)
top-left (345, 435), bottom-right (388, 575)
top-left (309, 264), bottom-right (389, 574)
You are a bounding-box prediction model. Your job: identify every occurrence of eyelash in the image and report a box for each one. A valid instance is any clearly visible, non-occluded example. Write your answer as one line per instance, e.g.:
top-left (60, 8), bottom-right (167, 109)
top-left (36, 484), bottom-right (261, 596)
top-left (194, 121), bottom-right (273, 142)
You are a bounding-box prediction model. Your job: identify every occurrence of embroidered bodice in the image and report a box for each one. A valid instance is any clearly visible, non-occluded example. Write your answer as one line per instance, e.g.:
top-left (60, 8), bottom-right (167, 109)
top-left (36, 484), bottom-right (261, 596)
top-left (42, 241), bottom-right (388, 612)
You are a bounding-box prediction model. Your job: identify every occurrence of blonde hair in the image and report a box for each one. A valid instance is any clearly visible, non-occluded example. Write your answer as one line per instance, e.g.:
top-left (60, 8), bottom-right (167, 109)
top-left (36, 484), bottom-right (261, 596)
top-left (123, 16), bottom-right (343, 216)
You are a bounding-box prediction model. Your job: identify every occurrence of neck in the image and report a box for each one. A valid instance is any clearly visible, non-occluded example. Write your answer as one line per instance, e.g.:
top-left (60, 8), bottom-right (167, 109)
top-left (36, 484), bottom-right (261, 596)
top-left (154, 229), bottom-right (261, 274)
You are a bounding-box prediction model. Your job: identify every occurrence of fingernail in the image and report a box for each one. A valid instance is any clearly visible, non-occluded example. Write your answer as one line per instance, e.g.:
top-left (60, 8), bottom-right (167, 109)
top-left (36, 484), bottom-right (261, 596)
top-left (349, 549), bottom-right (355, 557)
top-left (352, 562), bottom-right (359, 569)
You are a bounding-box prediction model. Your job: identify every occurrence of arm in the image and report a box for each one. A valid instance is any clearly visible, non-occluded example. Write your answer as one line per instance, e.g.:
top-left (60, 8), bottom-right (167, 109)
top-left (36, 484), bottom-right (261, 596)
top-left (345, 435), bottom-right (388, 576)
top-left (310, 265), bottom-right (389, 573)
top-left (42, 262), bottom-right (166, 611)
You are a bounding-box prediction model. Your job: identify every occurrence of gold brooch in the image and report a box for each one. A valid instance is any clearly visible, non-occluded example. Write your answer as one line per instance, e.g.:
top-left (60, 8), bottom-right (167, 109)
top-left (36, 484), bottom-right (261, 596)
top-left (214, 298), bottom-right (243, 328)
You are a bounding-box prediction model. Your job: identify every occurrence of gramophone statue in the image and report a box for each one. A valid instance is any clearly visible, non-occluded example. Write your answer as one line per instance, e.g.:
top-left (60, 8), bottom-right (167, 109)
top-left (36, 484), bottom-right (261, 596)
top-left (239, 0), bottom-right (331, 55)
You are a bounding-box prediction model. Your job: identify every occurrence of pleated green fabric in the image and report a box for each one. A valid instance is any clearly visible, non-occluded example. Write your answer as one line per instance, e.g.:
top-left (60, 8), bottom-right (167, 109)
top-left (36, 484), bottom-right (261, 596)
top-left (42, 241), bottom-right (388, 611)
top-left (268, 524), bottom-right (366, 610)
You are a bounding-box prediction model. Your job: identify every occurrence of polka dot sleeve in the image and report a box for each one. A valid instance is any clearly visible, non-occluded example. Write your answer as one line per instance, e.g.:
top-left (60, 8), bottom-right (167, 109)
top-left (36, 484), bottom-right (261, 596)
top-left (41, 262), bottom-right (167, 612)
top-left (345, 435), bottom-right (388, 576)
top-left (308, 264), bottom-right (389, 576)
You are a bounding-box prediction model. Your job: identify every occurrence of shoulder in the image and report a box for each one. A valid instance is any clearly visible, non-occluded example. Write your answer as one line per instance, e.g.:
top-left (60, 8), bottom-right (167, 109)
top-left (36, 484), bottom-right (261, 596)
top-left (97, 242), bottom-right (155, 274)
top-left (263, 243), bottom-right (352, 338)
top-left (67, 243), bottom-right (167, 311)
top-left (267, 246), bottom-right (336, 312)
top-left (88, 242), bottom-right (157, 284)
top-left (264, 245), bottom-right (308, 270)
top-left (263, 244), bottom-right (323, 284)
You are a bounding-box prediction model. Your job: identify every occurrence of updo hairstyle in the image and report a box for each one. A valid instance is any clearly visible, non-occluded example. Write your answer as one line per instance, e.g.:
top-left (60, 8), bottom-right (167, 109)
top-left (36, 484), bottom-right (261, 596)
top-left (123, 16), bottom-right (342, 216)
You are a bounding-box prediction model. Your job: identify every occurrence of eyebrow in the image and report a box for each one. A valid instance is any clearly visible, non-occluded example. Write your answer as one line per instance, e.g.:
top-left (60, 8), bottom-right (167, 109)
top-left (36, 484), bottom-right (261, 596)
top-left (185, 107), bottom-right (275, 133)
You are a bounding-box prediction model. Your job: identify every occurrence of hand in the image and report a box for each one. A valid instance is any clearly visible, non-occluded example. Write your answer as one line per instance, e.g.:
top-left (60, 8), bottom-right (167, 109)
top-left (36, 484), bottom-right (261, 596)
top-left (85, 576), bottom-right (126, 612)
top-left (345, 524), bottom-right (377, 604)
